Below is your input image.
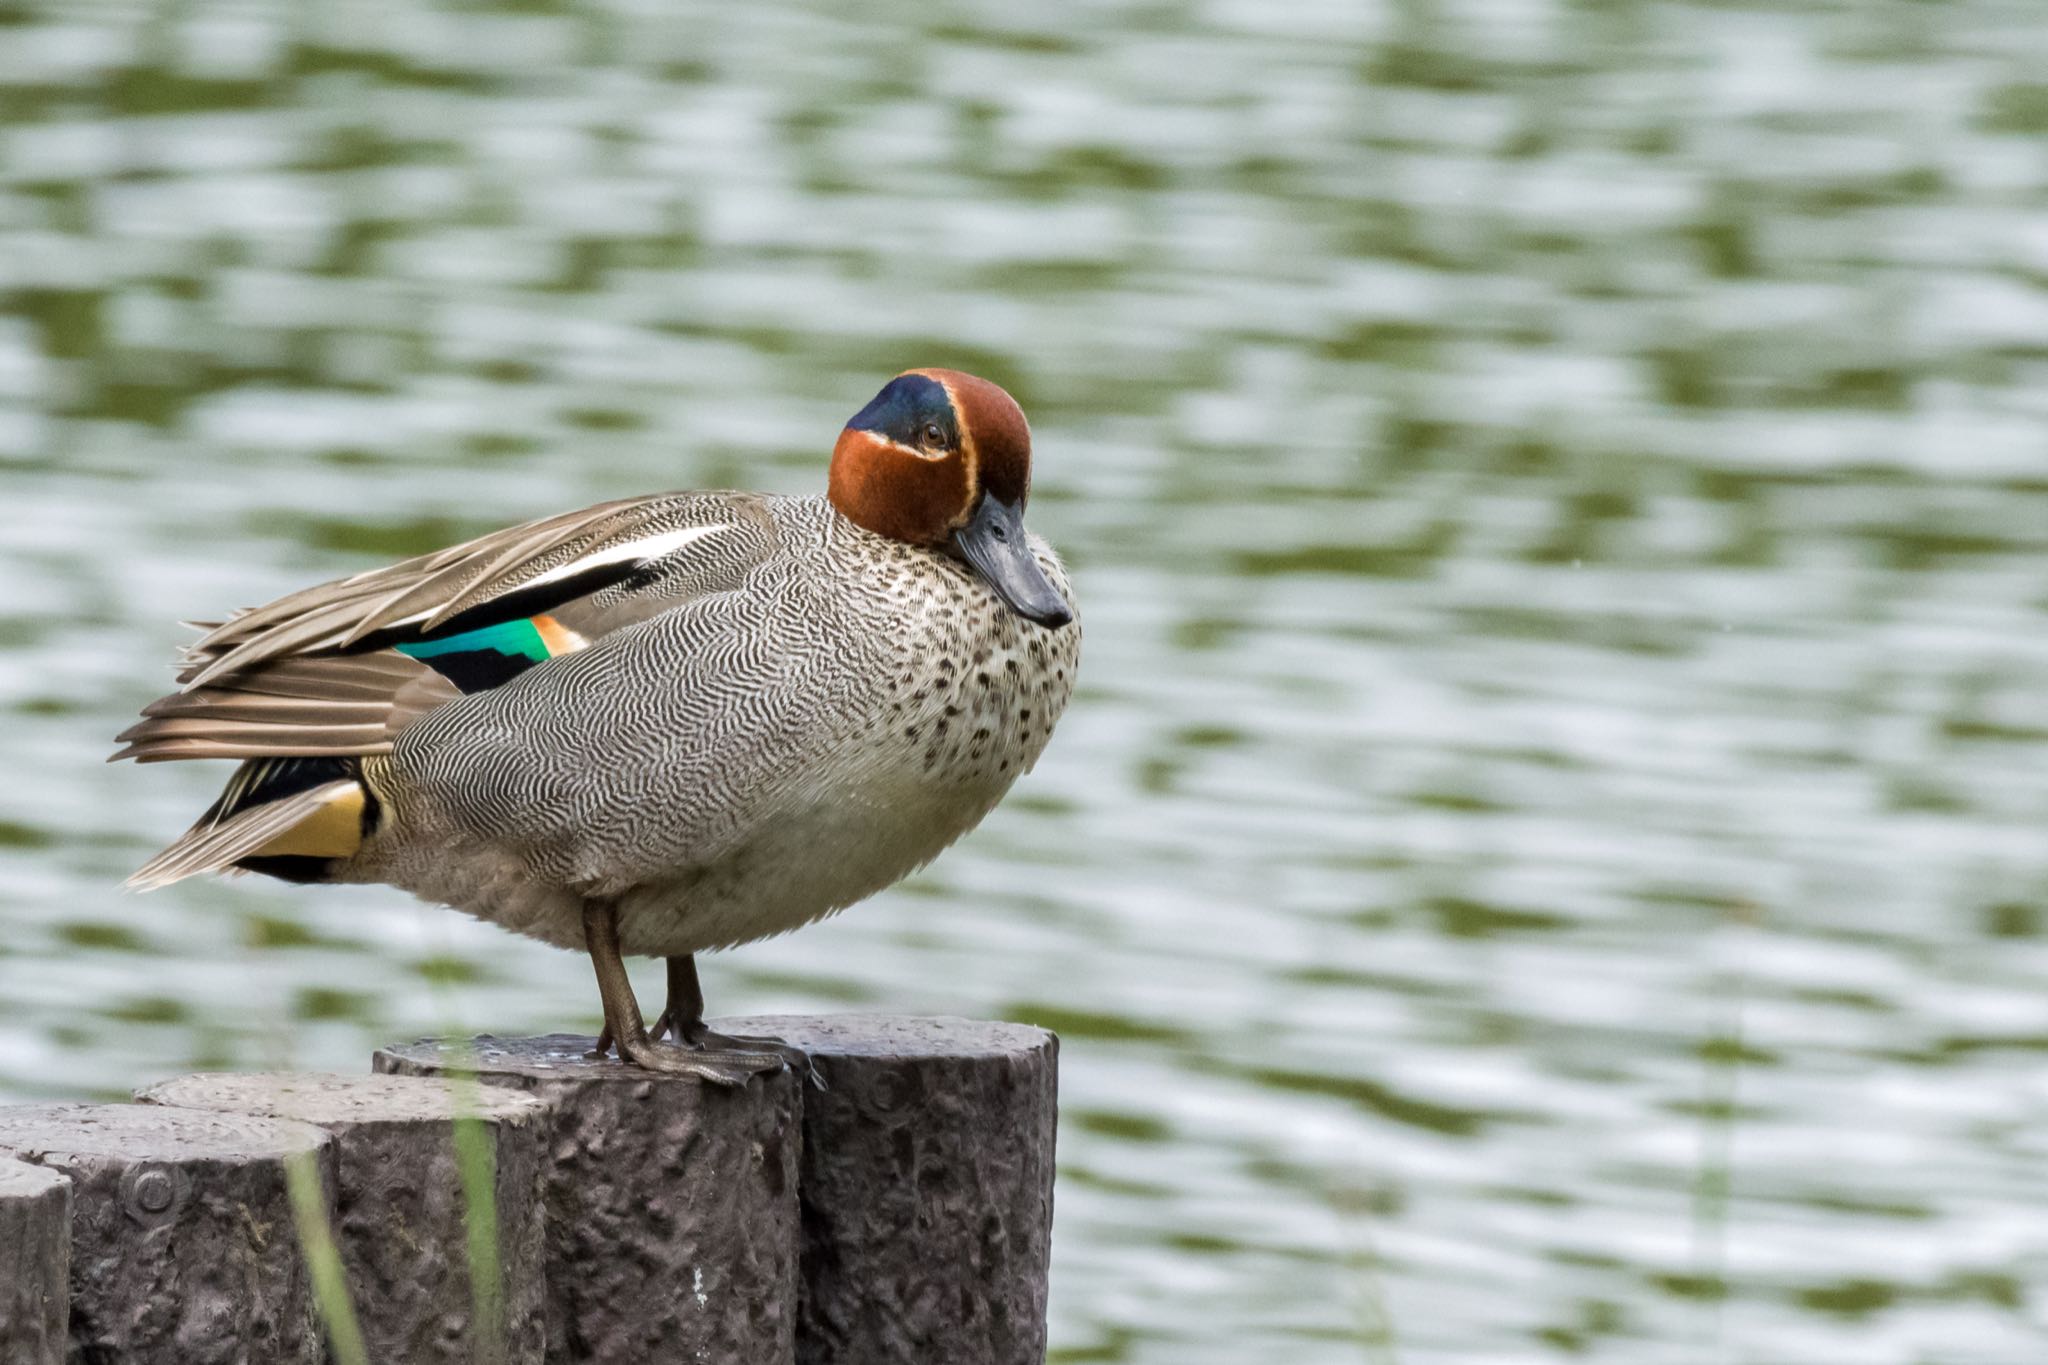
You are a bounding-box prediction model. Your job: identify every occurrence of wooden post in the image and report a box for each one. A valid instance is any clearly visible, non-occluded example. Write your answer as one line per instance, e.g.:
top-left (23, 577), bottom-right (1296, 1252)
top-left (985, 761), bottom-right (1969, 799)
top-left (374, 1034), bottom-right (804, 1365)
top-left (0, 1157), bottom-right (70, 1365)
top-left (137, 1072), bottom-right (552, 1365)
top-left (725, 1016), bottom-right (1059, 1365)
top-left (0, 1103), bottom-right (332, 1364)
top-left (0, 1014), bottom-right (1058, 1362)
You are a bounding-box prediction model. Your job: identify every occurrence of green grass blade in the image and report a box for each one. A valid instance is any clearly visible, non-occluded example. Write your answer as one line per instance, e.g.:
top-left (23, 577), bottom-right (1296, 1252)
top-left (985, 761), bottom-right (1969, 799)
top-left (447, 1049), bottom-right (506, 1362)
top-left (285, 1148), bottom-right (369, 1365)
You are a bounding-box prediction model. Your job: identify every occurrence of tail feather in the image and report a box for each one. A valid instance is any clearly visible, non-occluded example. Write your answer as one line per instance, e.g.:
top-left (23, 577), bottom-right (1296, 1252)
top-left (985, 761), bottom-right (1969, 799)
top-left (128, 780), bottom-right (361, 891)
top-left (111, 653), bottom-right (456, 763)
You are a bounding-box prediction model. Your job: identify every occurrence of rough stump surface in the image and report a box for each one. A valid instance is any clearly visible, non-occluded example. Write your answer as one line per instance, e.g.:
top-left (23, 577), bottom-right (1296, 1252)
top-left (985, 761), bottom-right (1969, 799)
top-left (0, 1157), bottom-right (70, 1365)
top-left (138, 1071), bottom-right (552, 1365)
top-left (375, 1033), bottom-right (802, 1365)
top-left (721, 1015), bottom-right (1059, 1365)
top-left (0, 1102), bottom-right (331, 1365)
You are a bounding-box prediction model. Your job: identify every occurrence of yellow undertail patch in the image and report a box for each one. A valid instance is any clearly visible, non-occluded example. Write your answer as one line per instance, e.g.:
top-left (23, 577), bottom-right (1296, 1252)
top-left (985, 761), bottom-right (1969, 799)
top-left (249, 785), bottom-right (365, 859)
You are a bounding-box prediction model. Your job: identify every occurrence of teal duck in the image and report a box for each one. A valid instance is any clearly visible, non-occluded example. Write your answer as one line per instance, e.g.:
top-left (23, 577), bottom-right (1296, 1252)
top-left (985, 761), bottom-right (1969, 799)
top-left (116, 369), bottom-right (1079, 1080)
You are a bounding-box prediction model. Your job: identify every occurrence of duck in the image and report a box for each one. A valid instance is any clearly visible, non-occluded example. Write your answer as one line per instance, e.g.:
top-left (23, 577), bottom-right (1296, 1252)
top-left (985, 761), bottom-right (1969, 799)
top-left (115, 368), bottom-right (1079, 1081)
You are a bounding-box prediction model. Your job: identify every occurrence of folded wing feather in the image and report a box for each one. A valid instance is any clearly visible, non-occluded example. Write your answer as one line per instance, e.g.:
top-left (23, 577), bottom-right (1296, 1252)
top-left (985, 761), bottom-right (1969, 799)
top-left (116, 492), bottom-right (755, 766)
top-left (178, 495), bottom-right (669, 686)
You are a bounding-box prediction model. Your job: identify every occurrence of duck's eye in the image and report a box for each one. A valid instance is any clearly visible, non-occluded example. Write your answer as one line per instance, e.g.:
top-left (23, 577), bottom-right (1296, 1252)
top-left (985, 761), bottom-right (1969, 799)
top-left (922, 422), bottom-right (946, 448)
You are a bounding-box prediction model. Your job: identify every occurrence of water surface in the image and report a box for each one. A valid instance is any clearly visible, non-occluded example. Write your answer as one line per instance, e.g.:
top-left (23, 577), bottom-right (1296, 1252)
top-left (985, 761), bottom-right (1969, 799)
top-left (5, 1), bottom-right (2048, 1360)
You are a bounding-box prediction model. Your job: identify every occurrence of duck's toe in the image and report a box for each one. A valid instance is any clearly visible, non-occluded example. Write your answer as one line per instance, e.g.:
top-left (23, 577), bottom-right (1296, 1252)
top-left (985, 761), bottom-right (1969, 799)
top-left (682, 1023), bottom-right (826, 1090)
top-left (616, 1034), bottom-right (786, 1086)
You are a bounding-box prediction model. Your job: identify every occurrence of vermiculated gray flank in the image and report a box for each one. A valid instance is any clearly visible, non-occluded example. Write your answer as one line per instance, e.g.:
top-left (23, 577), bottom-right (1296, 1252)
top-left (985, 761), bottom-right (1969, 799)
top-left (367, 492), bottom-right (1078, 956)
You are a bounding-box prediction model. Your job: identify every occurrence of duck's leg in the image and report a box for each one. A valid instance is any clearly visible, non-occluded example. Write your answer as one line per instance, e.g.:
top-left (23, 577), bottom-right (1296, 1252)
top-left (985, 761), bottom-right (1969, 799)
top-left (658, 954), bottom-right (823, 1088)
top-left (581, 900), bottom-right (783, 1086)
top-left (646, 954), bottom-right (700, 1042)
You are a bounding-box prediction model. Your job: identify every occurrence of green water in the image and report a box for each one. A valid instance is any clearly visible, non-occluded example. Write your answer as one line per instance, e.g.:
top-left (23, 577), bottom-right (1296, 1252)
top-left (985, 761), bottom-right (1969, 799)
top-left (6, 1), bottom-right (2048, 1360)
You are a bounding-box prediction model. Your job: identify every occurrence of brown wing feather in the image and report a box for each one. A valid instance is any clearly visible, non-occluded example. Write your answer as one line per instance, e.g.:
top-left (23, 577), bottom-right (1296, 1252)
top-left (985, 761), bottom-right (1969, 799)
top-left (180, 495), bottom-right (653, 685)
top-left (112, 653), bottom-right (460, 763)
top-left (183, 653), bottom-right (436, 703)
top-left (385, 500), bottom-right (642, 640)
top-left (118, 490), bottom-right (759, 769)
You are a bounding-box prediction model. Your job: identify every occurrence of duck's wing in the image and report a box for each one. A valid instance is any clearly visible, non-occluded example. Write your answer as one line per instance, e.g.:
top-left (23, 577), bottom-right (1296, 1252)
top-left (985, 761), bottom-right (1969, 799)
top-left (113, 490), bottom-right (779, 764)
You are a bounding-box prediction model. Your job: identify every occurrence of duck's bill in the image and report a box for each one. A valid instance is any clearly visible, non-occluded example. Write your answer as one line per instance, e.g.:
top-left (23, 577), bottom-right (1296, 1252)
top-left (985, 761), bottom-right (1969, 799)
top-left (953, 495), bottom-right (1073, 628)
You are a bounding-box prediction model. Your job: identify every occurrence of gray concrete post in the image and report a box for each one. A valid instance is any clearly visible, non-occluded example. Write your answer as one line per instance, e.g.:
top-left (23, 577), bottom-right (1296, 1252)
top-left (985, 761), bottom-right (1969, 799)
top-left (374, 1034), bottom-right (803, 1365)
top-left (0, 1103), bottom-right (332, 1364)
top-left (137, 1071), bottom-right (552, 1365)
top-left (725, 1016), bottom-right (1059, 1365)
top-left (0, 1156), bottom-right (70, 1365)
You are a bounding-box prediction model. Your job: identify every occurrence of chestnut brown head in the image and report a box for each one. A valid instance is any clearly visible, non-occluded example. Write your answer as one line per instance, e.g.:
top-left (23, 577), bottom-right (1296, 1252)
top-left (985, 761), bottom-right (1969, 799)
top-left (829, 369), bottom-right (1069, 627)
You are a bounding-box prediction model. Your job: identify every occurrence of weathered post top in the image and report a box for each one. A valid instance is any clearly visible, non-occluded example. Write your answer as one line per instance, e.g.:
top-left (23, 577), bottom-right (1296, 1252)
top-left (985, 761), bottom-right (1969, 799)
top-left (724, 1013), bottom-right (1056, 1059)
top-left (139, 1070), bottom-right (548, 1129)
top-left (0, 1101), bottom-right (332, 1163)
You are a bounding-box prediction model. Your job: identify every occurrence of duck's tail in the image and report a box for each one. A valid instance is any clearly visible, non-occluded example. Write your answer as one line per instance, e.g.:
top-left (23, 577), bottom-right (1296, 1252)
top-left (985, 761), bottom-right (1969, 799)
top-left (128, 758), bottom-right (372, 890)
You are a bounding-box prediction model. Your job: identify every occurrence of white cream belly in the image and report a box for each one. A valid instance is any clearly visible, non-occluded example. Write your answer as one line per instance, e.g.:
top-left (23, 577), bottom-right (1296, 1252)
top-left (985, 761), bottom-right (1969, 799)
top-left (611, 759), bottom-right (1012, 957)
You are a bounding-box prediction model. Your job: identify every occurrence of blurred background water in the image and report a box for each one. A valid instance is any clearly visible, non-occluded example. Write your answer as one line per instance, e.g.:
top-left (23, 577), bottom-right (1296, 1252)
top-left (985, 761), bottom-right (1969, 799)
top-left (5, 0), bottom-right (2048, 1360)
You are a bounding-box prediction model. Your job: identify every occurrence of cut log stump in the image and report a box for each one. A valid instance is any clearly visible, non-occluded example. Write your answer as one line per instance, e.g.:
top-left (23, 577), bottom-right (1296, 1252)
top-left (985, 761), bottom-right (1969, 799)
top-left (0, 1103), bottom-right (332, 1365)
top-left (138, 1071), bottom-right (551, 1365)
top-left (724, 1015), bottom-right (1059, 1365)
top-left (0, 1156), bottom-right (70, 1365)
top-left (375, 1034), bottom-right (804, 1365)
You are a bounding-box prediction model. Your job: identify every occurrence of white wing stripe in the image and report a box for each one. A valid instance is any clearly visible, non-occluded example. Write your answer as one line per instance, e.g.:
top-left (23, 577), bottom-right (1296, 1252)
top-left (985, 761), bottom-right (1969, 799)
top-left (522, 523), bottom-right (729, 593)
top-left (386, 523), bottom-right (731, 635)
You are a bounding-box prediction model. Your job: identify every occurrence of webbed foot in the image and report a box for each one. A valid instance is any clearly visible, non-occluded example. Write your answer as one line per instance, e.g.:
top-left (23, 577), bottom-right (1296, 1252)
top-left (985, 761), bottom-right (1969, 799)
top-left (683, 1022), bottom-right (825, 1090)
top-left (615, 1032), bottom-right (788, 1086)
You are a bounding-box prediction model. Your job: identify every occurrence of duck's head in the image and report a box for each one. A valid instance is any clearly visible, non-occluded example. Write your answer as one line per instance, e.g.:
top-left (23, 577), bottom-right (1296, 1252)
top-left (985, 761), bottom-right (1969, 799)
top-left (829, 368), bottom-right (1072, 629)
